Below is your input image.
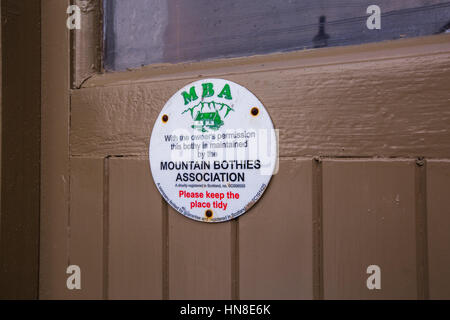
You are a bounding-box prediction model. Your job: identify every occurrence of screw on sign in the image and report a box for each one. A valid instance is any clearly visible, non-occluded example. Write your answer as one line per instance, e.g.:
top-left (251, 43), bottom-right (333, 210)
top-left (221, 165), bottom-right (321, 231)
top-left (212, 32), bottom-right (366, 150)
top-left (149, 79), bottom-right (278, 222)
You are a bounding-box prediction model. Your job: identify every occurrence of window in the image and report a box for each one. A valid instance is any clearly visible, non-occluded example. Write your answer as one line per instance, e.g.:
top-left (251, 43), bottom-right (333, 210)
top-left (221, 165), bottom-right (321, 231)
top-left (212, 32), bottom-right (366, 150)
top-left (103, 0), bottom-right (450, 71)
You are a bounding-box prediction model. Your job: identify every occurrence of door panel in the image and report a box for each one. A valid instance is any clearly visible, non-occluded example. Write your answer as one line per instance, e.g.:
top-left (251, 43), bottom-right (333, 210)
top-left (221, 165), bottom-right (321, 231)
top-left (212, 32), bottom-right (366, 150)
top-left (108, 158), bottom-right (163, 299)
top-left (427, 161), bottom-right (450, 299)
top-left (69, 158), bottom-right (104, 299)
top-left (168, 208), bottom-right (233, 300)
top-left (322, 160), bottom-right (418, 299)
top-left (239, 159), bottom-right (314, 300)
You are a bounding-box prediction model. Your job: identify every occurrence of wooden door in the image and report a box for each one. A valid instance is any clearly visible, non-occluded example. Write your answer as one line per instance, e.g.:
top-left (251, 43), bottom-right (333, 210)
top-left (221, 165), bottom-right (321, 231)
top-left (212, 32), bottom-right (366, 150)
top-left (40, 0), bottom-right (450, 299)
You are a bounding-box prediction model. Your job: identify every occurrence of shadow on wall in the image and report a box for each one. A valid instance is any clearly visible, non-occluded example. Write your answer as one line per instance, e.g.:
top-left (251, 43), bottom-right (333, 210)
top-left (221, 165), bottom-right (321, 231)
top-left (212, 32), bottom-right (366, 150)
top-left (313, 16), bottom-right (330, 48)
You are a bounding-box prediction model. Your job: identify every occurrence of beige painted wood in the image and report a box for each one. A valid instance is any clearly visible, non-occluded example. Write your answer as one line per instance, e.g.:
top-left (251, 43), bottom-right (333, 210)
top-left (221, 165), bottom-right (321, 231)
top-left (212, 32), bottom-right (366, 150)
top-left (239, 159), bottom-right (313, 299)
top-left (108, 158), bottom-right (163, 299)
top-left (427, 160), bottom-right (450, 299)
top-left (169, 207), bottom-right (233, 299)
top-left (71, 34), bottom-right (450, 158)
top-left (71, 82), bottom-right (184, 157)
top-left (40, 0), bottom-right (72, 299)
top-left (86, 34), bottom-right (450, 88)
top-left (322, 160), bottom-right (417, 299)
top-left (72, 0), bottom-right (102, 88)
top-left (69, 158), bottom-right (104, 299)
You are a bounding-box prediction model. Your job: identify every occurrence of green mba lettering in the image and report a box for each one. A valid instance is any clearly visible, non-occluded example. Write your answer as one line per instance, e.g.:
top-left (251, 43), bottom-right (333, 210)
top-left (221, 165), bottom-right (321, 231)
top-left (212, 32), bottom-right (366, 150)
top-left (181, 82), bottom-right (234, 132)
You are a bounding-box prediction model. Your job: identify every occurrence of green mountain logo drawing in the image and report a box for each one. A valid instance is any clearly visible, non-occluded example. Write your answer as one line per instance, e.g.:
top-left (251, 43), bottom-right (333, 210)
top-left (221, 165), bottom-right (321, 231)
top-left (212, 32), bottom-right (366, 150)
top-left (180, 82), bottom-right (234, 132)
top-left (182, 101), bottom-right (234, 132)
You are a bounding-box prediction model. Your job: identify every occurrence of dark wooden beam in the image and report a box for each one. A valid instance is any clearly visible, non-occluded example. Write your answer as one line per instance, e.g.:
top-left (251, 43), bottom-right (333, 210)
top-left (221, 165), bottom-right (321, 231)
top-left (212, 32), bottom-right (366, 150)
top-left (0, 0), bottom-right (41, 299)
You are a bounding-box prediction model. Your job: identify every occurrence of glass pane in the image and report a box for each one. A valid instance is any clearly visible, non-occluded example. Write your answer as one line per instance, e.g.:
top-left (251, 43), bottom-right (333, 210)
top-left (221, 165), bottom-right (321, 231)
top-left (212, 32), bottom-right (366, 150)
top-left (103, 0), bottom-right (450, 71)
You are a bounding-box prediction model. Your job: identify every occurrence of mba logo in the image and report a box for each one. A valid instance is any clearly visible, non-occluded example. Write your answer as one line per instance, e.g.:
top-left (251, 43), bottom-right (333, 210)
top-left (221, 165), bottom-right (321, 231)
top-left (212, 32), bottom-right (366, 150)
top-left (181, 82), bottom-right (234, 133)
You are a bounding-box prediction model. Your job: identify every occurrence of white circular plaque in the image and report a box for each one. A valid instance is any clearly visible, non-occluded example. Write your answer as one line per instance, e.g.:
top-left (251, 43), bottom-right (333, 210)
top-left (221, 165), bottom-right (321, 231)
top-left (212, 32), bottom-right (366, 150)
top-left (149, 79), bottom-right (277, 222)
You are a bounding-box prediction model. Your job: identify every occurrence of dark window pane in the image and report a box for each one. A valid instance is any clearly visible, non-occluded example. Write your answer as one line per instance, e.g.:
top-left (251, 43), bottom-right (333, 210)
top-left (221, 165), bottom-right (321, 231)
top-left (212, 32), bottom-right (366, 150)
top-left (103, 0), bottom-right (450, 71)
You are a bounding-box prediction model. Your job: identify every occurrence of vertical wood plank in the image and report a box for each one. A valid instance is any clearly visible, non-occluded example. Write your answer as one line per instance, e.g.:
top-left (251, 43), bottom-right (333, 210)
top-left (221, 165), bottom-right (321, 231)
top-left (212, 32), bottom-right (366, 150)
top-left (40, 0), bottom-right (71, 299)
top-left (169, 209), bottom-right (232, 299)
top-left (427, 160), bottom-right (450, 299)
top-left (72, 0), bottom-right (102, 88)
top-left (108, 158), bottom-right (163, 299)
top-left (69, 158), bottom-right (104, 299)
top-left (239, 159), bottom-right (314, 299)
top-left (322, 160), bottom-right (417, 299)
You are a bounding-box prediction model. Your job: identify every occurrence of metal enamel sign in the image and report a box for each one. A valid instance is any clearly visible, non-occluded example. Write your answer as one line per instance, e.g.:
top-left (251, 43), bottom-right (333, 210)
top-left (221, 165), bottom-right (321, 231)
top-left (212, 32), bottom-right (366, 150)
top-left (149, 79), bottom-right (277, 222)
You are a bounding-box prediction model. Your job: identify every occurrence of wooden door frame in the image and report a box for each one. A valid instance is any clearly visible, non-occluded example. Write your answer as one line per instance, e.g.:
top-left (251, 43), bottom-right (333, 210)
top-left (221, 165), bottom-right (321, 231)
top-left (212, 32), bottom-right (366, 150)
top-left (39, 0), bottom-right (71, 299)
top-left (40, 0), bottom-right (103, 299)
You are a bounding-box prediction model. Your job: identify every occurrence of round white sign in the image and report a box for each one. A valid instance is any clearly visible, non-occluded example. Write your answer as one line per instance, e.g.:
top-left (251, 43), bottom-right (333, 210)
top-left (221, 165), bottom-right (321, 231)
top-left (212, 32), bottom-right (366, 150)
top-left (149, 78), bottom-right (277, 222)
